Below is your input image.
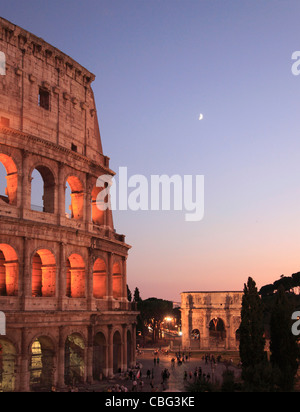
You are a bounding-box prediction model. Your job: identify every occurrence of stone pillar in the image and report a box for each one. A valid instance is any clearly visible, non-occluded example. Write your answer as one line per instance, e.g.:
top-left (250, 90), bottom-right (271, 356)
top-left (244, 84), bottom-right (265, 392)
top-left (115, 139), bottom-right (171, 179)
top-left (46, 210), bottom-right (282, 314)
top-left (19, 328), bottom-right (30, 392)
top-left (57, 326), bottom-right (65, 389)
top-left (58, 242), bottom-right (66, 310)
top-left (107, 253), bottom-right (113, 310)
top-left (21, 237), bottom-right (30, 310)
top-left (132, 323), bottom-right (137, 366)
top-left (21, 149), bottom-right (30, 218)
top-left (57, 162), bottom-right (65, 224)
top-left (122, 257), bottom-right (127, 302)
top-left (87, 250), bottom-right (93, 311)
top-left (86, 325), bottom-right (94, 384)
top-left (107, 325), bottom-right (113, 378)
top-left (122, 324), bottom-right (127, 372)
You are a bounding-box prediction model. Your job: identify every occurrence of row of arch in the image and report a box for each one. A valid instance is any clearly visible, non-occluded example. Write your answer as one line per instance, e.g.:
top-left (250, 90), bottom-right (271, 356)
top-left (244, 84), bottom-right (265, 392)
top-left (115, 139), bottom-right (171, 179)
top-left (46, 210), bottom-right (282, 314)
top-left (0, 243), bottom-right (124, 300)
top-left (0, 152), bottom-right (108, 225)
top-left (189, 318), bottom-right (240, 349)
top-left (0, 329), bottom-right (133, 392)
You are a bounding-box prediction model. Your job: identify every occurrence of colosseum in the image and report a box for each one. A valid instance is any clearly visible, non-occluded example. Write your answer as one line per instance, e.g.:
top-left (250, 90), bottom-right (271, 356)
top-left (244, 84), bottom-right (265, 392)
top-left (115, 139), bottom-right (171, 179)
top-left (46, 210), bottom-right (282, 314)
top-left (0, 17), bottom-right (138, 392)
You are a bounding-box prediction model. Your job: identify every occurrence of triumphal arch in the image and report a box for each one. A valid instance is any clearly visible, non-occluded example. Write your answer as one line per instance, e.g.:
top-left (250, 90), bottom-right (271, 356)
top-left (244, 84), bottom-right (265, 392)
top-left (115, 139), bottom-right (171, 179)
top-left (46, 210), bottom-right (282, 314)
top-left (181, 291), bottom-right (243, 351)
top-left (0, 17), bottom-right (138, 391)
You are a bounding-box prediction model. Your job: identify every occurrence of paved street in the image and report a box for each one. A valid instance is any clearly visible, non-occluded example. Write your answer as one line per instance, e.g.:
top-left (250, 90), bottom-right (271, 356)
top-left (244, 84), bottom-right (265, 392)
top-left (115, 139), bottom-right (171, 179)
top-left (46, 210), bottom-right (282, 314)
top-left (133, 350), bottom-right (242, 392)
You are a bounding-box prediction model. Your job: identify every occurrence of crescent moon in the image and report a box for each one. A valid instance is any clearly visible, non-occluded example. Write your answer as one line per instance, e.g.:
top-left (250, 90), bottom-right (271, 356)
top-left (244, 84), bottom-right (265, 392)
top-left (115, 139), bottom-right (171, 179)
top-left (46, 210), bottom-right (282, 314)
top-left (199, 114), bottom-right (204, 120)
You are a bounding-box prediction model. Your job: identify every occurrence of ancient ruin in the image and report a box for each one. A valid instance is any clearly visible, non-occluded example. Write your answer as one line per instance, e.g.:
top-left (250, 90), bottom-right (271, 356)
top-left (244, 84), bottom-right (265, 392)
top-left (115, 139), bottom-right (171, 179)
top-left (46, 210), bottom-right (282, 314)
top-left (181, 291), bottom-right (243, 351)
top-left (0, 17), bottom-right (138, 392)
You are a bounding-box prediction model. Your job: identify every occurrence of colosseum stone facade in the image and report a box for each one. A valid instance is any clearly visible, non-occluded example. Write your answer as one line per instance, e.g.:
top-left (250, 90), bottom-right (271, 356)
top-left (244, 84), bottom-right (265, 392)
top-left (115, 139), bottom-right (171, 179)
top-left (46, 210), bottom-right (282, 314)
top-left (0, 17), bottom-right (138, 392)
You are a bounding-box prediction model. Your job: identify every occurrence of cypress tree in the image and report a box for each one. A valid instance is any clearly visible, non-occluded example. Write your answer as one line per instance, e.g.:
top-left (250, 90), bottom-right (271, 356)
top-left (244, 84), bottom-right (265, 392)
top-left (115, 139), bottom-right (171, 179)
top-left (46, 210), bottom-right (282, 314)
top-left (239, 277), bottom-right (269, 391)
top-left (270, 286), bottom-right (299, 391)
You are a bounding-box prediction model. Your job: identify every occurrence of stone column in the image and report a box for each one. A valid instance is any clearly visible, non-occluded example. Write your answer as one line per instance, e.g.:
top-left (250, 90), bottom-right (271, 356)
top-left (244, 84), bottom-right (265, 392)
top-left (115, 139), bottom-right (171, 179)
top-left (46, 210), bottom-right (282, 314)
top-left (107, 253), bottom-right (113, 310)
top-left (21, 149), bottom-right (30, 218)
top-left (58, 242), bottom-right (66, 310)
top-left (107, 324), bottom-right (114, 378)
top-left (21, 236), bottom-right (30, 310)
top-left (132, 323), bottom-right (137, 366)
top-left (57, 162), bottom-right (65, 224)
top-left (86, 325), bottom-right (94, 384)
top-left (122, 257), bottom-right (127, 302)
top-left (57, 326), bottom-right (65, 389)
top-left (87, 250), bottom-right (94, 311)
top-left (121, 324), bottom-right (127, 372)
top-left (19, 327), bottom-right (30, 392)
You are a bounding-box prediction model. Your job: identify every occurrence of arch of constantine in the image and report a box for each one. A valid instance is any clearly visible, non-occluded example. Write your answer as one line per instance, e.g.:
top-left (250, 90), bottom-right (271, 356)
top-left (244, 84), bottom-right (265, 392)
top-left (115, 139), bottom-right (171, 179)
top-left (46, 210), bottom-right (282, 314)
top-left (181, 291), bottom-right (243, 351)
top-left (0, 17), bottom-right (138, 391)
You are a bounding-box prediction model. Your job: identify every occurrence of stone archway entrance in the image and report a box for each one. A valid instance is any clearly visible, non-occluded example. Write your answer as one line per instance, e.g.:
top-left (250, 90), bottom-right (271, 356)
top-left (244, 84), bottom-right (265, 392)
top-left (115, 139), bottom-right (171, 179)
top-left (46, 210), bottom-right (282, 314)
top-left (64, 334), bottom-right (85, 385)
top-left (30, 336), bottom-right (55, 391)
top-left (0, 338), bottom-right (16, 392)
top-left (209, 318), bottom-right (226, 348)
top-left (113, 331), bottom-right (122, 374)
top-left (190, 329), bottom-right (200, 349)
top-left (93, 332), bottom-right (106, 380)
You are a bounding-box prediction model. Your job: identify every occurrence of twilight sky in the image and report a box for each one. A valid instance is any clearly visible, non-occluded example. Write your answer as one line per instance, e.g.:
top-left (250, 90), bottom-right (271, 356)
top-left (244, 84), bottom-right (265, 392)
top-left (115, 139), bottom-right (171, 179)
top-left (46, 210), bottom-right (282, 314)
top-left (1, 0), bottom-right (300, 302)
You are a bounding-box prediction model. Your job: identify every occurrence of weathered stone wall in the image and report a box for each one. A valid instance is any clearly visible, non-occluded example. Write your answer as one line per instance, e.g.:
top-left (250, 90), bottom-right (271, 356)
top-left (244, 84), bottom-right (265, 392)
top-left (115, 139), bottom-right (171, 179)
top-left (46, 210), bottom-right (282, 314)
top-left (181, 291), bottom-right (243, 351)
top-left (0, 17), bottom-right (138, 392)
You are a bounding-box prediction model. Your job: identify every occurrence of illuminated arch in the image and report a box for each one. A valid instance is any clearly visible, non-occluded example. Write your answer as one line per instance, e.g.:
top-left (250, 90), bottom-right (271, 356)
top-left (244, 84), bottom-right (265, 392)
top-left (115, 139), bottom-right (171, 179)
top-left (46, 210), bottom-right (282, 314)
top-left (31, 165), bottom-right (55, 213)
top-left (66, 254), bottom-right (86, 298)
top-left (91, 184), bottom-right (105, 226)
top-left (64, 333), bottom-right (85, 385)
top-left (65, 175), bottom-right (84, 220)
top-left (30, 336), bottom-right (55, 391)
top-left (0, 244), bottom-right (18, 296)
top-left (32, 249), bottom-right (56, 297)
top-left (112, 261), bottom-right (122, 300)
top-left (0, 153), bottom-right (18, 205)
top-left (93, 258), bottom-right (107, 299)
top-left (0, 338), bottom-right (17, 392)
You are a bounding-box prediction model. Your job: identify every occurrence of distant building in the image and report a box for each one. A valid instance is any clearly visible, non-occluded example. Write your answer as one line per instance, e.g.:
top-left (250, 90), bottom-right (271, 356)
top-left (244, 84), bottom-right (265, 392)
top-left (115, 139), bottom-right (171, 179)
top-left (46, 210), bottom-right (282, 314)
top-left (0, 17), bottom-right (138, 392)
top-left (181, 291), bottom-right (243, 351)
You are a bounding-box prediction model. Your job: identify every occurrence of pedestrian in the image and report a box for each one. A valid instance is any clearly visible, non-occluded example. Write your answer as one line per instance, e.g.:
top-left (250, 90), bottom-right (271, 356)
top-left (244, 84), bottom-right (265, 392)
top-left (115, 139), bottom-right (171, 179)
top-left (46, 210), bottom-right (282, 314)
top-left (147, 369), bottom-right (151, 379)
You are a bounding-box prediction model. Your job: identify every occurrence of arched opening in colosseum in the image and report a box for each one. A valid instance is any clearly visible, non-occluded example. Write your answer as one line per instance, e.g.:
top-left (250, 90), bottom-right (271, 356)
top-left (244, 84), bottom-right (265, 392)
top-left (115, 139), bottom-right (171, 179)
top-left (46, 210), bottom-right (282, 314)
top-left (66, 254), bottom-right (86, 298)
top-left (30, 336), bottom-right (55, 391)
top-left (0, 338), bottom-right (16, 392)
top-left (127, 330), bottom-right (132, 368)
top-left (31, 166), bottom-right (55, 213)
top-left (32, 249), bottom-right (56, 297)
top-left (112, 262), bottom-right (122, 300)
top-left (64, 333), bottom-right (85, 385)
top-left (65, 176), bottom-right (84, 220)
top-left (190, 329), bottom-right (200, 349)
top-left (0, 244), bottom-right (18, 296)
top-left (93, 332), bottom-right (106, 380)
top-left (91, 185), bottom-right (105, 226)
top-left (0, 154), bottom-right (18, 205)
top-left (113, 331), bottom-right (122, 374)
top-left (93, 258), bottom-right (107, 299)
top-left (209, 318), bottom-right (226, 346)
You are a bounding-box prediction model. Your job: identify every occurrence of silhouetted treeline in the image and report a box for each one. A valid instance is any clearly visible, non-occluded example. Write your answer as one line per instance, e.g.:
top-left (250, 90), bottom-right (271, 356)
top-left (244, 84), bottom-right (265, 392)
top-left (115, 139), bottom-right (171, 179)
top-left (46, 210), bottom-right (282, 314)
top-left (259, 272), bottom-right (300, 297)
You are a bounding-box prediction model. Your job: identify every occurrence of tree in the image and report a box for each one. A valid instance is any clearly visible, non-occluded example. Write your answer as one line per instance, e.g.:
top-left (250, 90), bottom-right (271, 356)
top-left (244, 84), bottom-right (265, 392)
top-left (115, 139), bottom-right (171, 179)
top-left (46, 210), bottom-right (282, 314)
top-left (270, 286), bottom-right (299, 391)
top-left (127, 285), bottom-right (132, 302)
top-left (239, 277), bottom-right (270, 391)
top-left (134, 287), bottom-right (142, 305)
